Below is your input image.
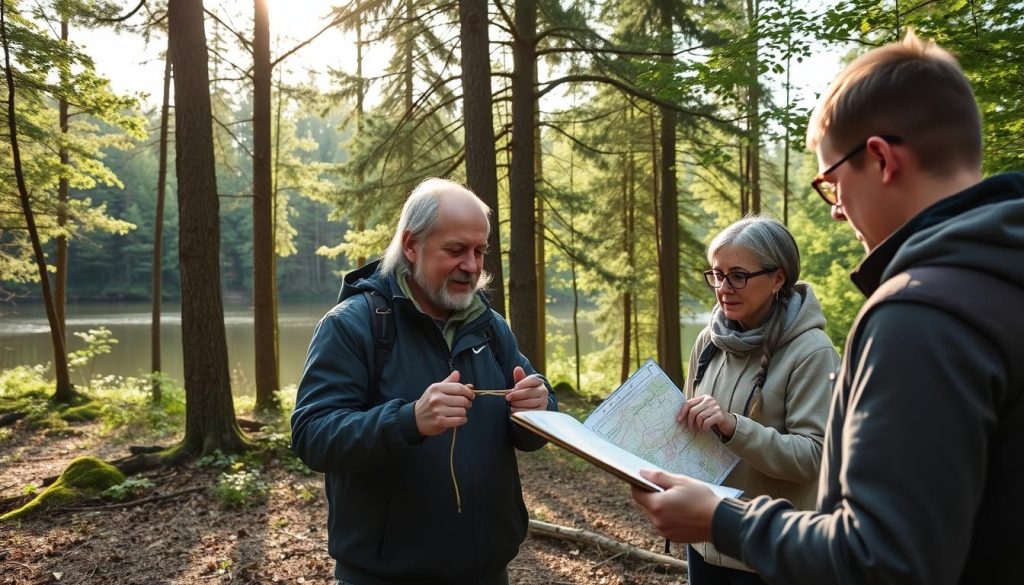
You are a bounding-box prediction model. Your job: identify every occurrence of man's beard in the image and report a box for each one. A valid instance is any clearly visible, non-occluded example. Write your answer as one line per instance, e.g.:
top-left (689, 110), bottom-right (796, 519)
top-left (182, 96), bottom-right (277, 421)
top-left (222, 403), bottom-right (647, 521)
top-left (412, 262), bottom-right (492, 312)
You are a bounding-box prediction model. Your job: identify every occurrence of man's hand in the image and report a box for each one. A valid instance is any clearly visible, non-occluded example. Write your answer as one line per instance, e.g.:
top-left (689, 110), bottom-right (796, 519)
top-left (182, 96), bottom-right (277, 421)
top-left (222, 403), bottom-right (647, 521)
top-left (678, 394), bottom-right (737, 440)
top-left (414, 370), bottom-right (475, 437)
top-left (506, 366), bottom-right (549, 412)
top-left (631, 469), bottom-right (721, 543)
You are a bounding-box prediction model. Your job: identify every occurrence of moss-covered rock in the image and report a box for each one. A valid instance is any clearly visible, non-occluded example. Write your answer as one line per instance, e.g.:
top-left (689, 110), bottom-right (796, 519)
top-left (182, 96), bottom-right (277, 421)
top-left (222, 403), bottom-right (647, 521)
top-left (0, 456), bottom-right (125, 522)
top-left (60, 402), bottom-right (103, 422)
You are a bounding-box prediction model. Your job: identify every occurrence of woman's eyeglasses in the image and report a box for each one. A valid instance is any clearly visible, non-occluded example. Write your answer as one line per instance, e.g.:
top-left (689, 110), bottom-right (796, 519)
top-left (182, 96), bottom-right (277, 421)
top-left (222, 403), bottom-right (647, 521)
top-left (703, 268), bottom-right (778, 289)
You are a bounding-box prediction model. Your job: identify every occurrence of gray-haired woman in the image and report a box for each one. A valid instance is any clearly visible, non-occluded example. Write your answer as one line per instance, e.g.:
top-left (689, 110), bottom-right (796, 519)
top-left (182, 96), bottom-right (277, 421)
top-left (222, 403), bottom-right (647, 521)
top-left (678, 216), bottom-right (839, 584)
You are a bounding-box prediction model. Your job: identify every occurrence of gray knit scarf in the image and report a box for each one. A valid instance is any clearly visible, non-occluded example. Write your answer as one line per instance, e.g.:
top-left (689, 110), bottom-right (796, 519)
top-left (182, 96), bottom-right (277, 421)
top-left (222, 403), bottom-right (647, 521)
top-left (708, 288), bottom-right (804, 355)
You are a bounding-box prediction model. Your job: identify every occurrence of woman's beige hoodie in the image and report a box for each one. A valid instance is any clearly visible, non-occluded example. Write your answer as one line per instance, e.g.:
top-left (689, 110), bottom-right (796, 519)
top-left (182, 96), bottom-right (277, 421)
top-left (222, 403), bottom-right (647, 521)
top-left (686, 282), bottom-right (838, 570)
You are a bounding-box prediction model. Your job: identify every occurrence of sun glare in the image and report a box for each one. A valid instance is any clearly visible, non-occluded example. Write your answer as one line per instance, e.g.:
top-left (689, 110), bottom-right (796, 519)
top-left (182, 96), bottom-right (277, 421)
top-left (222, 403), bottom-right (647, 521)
top-left (264, 0), bottom-right (336, 41)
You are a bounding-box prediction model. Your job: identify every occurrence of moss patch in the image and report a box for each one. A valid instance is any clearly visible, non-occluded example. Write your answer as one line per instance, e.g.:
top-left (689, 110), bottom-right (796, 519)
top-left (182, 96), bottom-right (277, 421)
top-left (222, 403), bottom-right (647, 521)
top-left (0, 456), bottom-right (125, 522)
top-left (61, 401), bottom-right (103, 422)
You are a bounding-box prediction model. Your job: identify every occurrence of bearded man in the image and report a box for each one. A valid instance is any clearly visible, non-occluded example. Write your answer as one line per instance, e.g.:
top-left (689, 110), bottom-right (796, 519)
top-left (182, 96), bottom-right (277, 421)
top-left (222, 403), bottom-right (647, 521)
top-left (291, 177), bottom-right (557, 585)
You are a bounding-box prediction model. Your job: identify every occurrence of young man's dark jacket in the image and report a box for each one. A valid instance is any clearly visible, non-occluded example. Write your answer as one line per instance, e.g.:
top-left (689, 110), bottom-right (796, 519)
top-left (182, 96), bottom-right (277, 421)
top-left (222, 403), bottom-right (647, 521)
top-left (291, 261), bottom-right (557, 585)
top-left (712, 172), bottom-right (1024, 584)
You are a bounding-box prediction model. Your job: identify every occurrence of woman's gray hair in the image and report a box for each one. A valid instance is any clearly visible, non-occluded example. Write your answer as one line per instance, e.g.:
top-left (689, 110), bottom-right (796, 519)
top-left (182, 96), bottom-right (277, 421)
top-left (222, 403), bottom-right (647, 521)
top-left (379, 178), bottom-right (491, 275)
top-left (707, 215), bottom-right (801, 419)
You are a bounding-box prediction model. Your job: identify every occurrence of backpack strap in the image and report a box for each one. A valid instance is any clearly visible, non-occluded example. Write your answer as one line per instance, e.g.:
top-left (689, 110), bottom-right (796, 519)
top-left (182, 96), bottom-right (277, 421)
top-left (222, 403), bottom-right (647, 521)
top-left (362, 290), bottom-right (393, 406)
top-left (483, 322), bottom-right (503, 365)
top-left (693, 341), bottom-right (720, 388)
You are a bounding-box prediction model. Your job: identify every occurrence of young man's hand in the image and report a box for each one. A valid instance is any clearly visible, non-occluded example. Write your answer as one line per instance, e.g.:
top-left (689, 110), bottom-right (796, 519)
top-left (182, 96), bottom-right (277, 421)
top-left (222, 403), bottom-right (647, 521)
top-left (631, 469), bottom-right (722, 543)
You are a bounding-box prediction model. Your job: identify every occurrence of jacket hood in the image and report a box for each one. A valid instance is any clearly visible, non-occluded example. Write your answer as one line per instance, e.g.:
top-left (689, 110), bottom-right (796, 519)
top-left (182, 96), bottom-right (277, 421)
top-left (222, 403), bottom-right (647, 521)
top-left (780, 282), bottom-right (827, 347)
top-left (880, 172), bottom-right (1024, 289)
top-left (338, 259), bottom-right (392, 303)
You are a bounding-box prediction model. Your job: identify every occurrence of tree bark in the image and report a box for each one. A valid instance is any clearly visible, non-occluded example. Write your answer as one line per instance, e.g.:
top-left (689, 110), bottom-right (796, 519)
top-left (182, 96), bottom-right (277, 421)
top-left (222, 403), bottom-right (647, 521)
top-left (621, 148), bottom-right (635, 383)
top-left (533, 107), bottom-right (546, 372)
top-left (656, 3), bottom-right (682, 385)
top-left (168, 0), bottom-right (247, 454)
top-left (746, 0), bottom-right (761, 215)
top-left (1, 3), bottom-right (74, 402)
top-left (151, 37), bottom-right (172, 403)
top-left (508, 0), bottom-right (540, 363)
top-left (459, 0), bottom-right (505, 316)
top-left (252, 0), bottom-right (280, 411)
top-left (56, 17), bottom-right (69, 345)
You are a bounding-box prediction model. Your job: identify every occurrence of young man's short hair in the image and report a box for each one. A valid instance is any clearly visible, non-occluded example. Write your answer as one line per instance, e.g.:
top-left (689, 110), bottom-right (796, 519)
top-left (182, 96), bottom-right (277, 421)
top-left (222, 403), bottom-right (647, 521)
top-left (807, 30), bottom-right (982, 176)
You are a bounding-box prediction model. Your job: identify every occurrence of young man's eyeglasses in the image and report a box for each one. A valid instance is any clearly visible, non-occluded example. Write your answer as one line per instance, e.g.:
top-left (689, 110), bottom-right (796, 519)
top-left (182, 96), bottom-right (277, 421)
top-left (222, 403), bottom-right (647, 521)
top-left (703, 268), bottom-right (778, 290)
top-left (811, 135), bottom-right (904, 205)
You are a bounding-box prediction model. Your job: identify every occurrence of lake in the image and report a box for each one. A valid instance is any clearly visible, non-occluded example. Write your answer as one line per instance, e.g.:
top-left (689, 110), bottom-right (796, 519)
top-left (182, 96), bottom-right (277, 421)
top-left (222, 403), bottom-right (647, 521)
top-left (0, 300), bottom-right (707, 395)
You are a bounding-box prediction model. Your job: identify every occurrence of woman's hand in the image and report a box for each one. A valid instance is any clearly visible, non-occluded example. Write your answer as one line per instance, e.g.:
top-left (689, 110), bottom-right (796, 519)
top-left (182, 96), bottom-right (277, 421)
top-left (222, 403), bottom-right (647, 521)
top-left (677, 394), bottom-right (737, 440)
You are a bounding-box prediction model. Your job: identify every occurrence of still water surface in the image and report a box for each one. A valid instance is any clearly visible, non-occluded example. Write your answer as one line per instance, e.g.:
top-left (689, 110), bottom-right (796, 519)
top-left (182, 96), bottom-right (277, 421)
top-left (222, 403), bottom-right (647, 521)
top-left (0, 301), bottom-right (335, 394)
top-left (3, 300), bottom-right (675, 394)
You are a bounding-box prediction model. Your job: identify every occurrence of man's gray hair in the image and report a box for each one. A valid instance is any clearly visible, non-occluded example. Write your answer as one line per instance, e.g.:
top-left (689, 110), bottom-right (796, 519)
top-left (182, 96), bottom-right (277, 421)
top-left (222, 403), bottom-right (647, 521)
top-left (379, 178), bottom-right (491, 275)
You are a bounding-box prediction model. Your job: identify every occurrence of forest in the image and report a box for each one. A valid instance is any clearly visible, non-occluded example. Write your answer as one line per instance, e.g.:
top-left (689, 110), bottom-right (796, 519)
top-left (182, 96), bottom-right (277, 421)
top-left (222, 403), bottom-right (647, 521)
top-left (1, 0), bottom-right (1022, 582)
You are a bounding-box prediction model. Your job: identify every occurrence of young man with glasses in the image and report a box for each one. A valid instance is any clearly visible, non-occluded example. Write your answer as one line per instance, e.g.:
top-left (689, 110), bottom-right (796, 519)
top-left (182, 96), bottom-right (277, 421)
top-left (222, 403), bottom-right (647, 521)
top-left (632, 30), bottom-right (1024, 584)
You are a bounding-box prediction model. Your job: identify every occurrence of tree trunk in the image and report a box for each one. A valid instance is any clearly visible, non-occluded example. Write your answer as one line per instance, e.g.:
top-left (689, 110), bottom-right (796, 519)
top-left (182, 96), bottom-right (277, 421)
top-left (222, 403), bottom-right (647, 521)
top-left (747, 0), bottom-right (761, 215)
top-left (252, 0), bottom-right (279, 411)
top-left (458, 0), bottom-right (505, 315)
top-left (168, 0), bottom-right (247, 454)
top-left (656, 3), bottom-right (682, 385)
top-left (508, 0), bottom-right (539, 363)
top-left (354, 1), bottom-right (367, 267)
top-left (534, 110), bottom-right (546, 372)
top-left (649, 112), bottom-right (663, 361)
top-left (782, 0), bottom-right (793, 225)
top-left (2, 4), bottom-right (74, 402)
top-left (151, 38), bottom-right (173, 403)
top-left (56, 17), bottom-right (69, 345)
top-left (621, 148), bottom-right (635, 384)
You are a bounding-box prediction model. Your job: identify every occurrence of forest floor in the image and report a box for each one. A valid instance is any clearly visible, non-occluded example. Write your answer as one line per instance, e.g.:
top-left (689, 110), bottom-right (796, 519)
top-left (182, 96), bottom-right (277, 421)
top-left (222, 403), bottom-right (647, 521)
top-left (0, 391), bottom-right (689, 585)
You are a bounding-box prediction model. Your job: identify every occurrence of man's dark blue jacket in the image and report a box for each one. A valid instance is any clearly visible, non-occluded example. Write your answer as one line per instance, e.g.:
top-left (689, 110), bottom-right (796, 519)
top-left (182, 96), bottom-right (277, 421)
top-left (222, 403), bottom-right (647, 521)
top-left (291, 261), bottom-right (557, 584)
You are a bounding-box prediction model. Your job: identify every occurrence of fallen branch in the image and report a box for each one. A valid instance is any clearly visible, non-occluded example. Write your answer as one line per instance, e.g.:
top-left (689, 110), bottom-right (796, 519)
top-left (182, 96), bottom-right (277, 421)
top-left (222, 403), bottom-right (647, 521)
top-left (528, 519), bottom-right (687, 572)
top-left (129, 445), bottom-right (167, 455)
top-left (0, 411), bottom-right (26, 427)
top-left (63, 486), bottom-right (206, 511)
top-left (0, 493), bottom-right (30, 514)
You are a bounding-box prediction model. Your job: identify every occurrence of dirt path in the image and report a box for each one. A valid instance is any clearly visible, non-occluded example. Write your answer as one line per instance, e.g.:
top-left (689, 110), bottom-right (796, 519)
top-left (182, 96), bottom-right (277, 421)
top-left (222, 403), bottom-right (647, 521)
top-left (0, 419), bottom-right (688, 585)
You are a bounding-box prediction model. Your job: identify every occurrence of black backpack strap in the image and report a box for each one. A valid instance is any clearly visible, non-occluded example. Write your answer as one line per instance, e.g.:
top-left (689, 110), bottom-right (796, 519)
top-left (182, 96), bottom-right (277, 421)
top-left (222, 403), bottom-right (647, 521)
top-left (483, 323), bottom-right (503, 365)
top-left (693, 342), bottom-right (720, 388)
top-left (362, 291), bottom-right (394, 406)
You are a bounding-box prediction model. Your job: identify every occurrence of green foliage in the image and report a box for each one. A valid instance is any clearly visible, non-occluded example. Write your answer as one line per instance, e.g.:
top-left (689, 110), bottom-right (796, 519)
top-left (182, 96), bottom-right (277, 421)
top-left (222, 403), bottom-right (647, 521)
top-left (815, 0), bottom-right (1024, 174)
top-left (0, 0), bottom-right (146, 287)
top-left (197, 449), bottom-right (240, 470)
top-left (0, 364), bottom-right (186, 440)
top-left (213, 466), bottom-right (269, 508)
top-left (290, 483), bottom-right (318, 504)
top-left (0, 456), bottom-right (125, 521)
top-left (101, 476), bottom-right (154, 501)
top-left (66, 326), bottom-right (118, 388)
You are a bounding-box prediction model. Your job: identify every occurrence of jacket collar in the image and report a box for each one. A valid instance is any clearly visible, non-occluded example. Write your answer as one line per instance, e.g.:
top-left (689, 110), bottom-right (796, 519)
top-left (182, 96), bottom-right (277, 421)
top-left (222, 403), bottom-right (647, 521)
top-left (850, 173), bottom-right (1024, 297)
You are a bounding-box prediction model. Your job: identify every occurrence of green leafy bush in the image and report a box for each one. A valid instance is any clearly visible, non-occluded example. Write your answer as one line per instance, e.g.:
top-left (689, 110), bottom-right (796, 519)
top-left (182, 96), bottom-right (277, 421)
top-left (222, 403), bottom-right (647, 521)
top-left (214, 468), bottom-right (269, 508)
